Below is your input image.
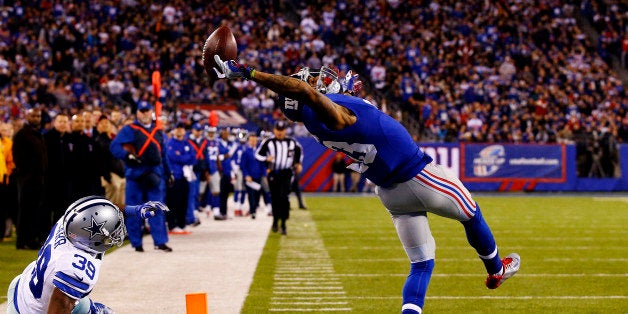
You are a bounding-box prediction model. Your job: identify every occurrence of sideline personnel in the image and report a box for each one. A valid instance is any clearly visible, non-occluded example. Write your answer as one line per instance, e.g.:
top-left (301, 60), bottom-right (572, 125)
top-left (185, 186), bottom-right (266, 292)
top-left (110, 101), bottom-right (173, 252)
top-left (255, 120), bottom-right (302, 235)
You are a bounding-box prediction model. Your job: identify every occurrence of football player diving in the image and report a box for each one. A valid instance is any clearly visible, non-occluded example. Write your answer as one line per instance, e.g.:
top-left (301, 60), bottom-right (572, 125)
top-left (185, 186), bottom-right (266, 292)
top-left (212, 55), bottom-right (520, 314)
top-left (7, 196), bottom-right (169, 314)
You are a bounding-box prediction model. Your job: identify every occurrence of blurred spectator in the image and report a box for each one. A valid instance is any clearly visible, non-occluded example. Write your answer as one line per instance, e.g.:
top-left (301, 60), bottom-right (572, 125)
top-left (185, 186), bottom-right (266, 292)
top-left (95, 114), bottom-right (126, 208)
top-left (187, 123), bottom-right (208, 226)
top-left (331, 153), bottom-right (346, 192)
top-left (0, 122), bottom-right (7, 239)
top-left (43, 113), bottom-right (73, 222)
top-left (69, 112), bottom-right (104, 199)
top-left (0, 121), bottom-right (16, 239)
top-left (241, 92), bottom-right (261, 116)
top-left (165, 122), bottom-right (195, 234)
top-left (241, 132), bottom-right (266, 219)
top-left (12, 108), bottom-right (48, 250)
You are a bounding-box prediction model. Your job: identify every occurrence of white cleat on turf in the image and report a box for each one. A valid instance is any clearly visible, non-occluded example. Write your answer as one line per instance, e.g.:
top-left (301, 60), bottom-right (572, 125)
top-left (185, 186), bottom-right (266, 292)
top-left (486, 253), bottom-right (520, 289)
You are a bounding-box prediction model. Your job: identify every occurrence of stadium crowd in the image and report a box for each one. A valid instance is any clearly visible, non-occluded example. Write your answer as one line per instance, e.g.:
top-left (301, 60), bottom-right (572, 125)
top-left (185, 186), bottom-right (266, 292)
top-left (0, 1), bottom-right (627, 244)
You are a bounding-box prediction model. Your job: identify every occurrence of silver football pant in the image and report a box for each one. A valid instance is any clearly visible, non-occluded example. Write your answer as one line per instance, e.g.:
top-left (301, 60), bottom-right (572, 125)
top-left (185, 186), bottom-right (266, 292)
top-left (377, 162), bottom-right (477, 262)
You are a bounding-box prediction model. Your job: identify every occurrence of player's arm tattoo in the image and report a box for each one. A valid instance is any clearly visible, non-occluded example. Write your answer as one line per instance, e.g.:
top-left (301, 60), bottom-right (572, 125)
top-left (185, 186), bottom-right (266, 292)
top-left (253, 72), bottom-right (355, 130)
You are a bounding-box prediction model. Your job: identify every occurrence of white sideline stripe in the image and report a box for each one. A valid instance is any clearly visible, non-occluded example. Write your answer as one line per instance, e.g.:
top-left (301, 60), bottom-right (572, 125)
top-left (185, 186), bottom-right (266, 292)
top-left (334, 273), bottom-right (628, 277)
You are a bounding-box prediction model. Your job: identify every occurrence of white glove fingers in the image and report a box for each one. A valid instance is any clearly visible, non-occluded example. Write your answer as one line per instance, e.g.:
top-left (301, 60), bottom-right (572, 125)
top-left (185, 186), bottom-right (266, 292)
top-left (213, 67), bottom-right (226, 78)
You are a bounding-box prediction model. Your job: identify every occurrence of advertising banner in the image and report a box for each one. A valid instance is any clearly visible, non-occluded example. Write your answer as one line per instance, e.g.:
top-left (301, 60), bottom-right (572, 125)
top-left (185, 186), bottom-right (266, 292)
top-left (461, 144), bottom-right (566, 183)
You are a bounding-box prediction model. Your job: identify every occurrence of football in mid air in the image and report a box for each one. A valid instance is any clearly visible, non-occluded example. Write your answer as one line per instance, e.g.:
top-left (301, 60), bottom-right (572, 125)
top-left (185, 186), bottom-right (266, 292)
top-left (202, 26), bottom-right (237, 78)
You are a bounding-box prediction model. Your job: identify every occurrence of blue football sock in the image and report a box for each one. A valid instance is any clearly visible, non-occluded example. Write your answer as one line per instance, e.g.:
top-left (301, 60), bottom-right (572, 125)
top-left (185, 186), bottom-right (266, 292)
top-left (263, 192), bottom-right (271, 204)
top-left (401, 259), bottom-right (434, 313)
top-left (211, 194), bottom-right (220, 209)
top-left (240, 190), bottom-right (247, 204)
top-left (234, 191), bottom-right (241, 205)
top-left (461, 205), bottom-right (502, 274)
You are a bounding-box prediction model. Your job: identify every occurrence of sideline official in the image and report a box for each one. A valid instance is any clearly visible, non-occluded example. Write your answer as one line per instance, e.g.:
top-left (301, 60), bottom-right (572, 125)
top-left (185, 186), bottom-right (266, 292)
top-left (255, 120), bottom-right (302, 235)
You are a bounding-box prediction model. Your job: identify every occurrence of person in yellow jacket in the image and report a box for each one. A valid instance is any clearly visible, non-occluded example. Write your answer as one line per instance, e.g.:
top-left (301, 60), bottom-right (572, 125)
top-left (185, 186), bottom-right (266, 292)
top-left (1, 121), bottom-right (16, 239)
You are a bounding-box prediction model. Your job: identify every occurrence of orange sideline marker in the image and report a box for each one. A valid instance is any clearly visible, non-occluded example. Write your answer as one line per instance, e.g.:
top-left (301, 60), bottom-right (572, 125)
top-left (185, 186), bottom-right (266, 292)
top-left (185, 292), bottom-right (208, 314)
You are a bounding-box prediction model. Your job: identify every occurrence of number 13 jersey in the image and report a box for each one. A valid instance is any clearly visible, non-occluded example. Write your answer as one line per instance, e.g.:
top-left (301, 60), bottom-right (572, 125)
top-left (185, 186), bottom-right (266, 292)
top-left (298, 93), bottom-right (433, 188)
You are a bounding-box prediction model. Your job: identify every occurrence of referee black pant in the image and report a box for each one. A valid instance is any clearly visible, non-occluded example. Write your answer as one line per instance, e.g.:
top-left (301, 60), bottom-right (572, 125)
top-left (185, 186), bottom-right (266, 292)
top-left (268, 169), bottom-right (293, 229)
top-left (219, 173), bottom-right (234, 216)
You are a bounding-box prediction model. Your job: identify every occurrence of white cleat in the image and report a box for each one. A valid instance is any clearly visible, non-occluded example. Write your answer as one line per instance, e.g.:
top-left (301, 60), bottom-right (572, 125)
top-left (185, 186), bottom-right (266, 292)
top-left (486, 253), bottom-right (520, 289)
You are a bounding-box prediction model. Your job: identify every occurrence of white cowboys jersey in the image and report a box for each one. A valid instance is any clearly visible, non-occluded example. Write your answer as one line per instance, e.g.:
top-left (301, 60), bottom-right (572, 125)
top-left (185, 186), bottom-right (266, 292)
top-left (13, 219), bottom-right (102, 313)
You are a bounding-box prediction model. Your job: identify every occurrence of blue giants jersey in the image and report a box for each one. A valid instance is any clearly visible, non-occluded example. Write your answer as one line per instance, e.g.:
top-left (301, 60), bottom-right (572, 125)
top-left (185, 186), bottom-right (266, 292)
top-left (299, 94), bottom-right (432, 187)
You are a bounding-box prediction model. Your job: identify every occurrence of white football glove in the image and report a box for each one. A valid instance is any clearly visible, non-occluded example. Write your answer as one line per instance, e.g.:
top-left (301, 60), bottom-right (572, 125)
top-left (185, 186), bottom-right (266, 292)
top-left (213, 55), bottom-right (255, 80)
top-left (138, 201), bottom-right (170, 219)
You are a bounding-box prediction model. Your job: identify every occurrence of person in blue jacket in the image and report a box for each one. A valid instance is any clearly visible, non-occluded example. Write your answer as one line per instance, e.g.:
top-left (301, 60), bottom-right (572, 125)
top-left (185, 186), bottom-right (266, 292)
top-left (109, 100), bottom-right (173, 252)
top-left (216, 127), bottom-right (237, 220)
top-left (213, 57), bottom-right (520, 314)
top-left (166, 122), bottom-right (196, 234)
top-left (187, 123), bottom-right (208, 225)
top-left (240, 131), bottom-right (267, 219)
top-left (203, 126), bottom-right (221, 217)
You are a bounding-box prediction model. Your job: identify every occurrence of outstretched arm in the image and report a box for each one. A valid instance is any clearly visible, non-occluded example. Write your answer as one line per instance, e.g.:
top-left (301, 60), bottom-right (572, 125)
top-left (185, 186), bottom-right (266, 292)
top-left (252, 71), bottom-right (355, 130)
top-left (125, 201), bottom-right (170, 219)
top-left (214, 55), bottom-right (355, 130)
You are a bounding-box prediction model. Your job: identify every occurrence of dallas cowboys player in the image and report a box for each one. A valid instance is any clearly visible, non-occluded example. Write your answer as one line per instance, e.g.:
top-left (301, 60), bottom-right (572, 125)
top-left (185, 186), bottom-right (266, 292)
top-left (7, 196), bottom-right (169, 314)
top-left (213, 55), bottom-right (520, 313)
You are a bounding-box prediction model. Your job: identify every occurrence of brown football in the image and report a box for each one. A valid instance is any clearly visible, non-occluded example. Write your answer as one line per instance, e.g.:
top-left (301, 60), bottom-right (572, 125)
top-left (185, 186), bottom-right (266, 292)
top-left (202, 26), bottom-right (238, 78)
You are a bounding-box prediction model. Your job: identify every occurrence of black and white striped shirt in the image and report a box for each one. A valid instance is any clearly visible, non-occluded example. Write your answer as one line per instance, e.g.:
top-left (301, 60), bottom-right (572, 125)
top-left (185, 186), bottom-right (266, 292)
top-left (255, 137), bottom-right (302, 171)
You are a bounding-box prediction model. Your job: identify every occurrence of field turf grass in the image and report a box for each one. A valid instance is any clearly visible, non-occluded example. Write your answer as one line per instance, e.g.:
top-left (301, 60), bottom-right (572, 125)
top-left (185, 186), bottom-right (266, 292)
top-left (2, 195), bottom-right (626, 312)
top-left (243, 195), bottom-right (627, 313)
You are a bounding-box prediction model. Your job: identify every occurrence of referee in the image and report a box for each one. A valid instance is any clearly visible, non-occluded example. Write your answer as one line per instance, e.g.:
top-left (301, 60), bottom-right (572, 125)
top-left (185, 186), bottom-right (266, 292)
top-left (255, 120), bottom-right (302, 235)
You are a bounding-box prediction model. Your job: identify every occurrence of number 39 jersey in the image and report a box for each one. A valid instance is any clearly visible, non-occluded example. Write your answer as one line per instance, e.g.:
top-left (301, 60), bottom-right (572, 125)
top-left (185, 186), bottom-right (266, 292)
top-left (14, 219), bottom-right (102, 313)
top-left (295, 93), bottom-right (433, 188)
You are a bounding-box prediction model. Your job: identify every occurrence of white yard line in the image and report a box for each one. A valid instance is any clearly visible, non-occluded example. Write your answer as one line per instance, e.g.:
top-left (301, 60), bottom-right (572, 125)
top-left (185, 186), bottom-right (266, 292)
top-left (270, 209), bottom-right (351, 313)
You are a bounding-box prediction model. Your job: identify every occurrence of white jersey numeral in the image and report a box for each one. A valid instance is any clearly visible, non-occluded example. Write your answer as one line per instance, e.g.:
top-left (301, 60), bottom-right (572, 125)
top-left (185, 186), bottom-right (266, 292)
top-left (322, 141), bottom-right (377, 173)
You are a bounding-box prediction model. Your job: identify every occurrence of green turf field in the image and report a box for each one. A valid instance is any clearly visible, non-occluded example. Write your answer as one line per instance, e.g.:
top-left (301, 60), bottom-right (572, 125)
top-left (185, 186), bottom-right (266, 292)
top-left (243, 195), bottom-right (628, 313)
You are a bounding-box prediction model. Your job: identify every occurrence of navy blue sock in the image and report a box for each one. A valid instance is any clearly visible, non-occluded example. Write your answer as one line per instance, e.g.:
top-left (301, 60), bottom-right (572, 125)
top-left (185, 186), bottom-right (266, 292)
top-left (234, 191), bottom-right (241, 205)
top-left (263, 192), bottom-right (271, 204)
top-left (240, 191), bottom-right (247, 204)
top-left (461, 205), bottom-right (502, 274)
top-left (401, 259), bottom-right (434, 313)
top-left (211, 194), bottom-right (220, 209)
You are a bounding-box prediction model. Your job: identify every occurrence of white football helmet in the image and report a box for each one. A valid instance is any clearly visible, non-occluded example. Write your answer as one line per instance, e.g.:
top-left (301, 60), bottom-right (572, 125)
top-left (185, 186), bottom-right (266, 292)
top-left (63, 196), bottom-right (126, 253)
top-left (206, 126), bottom-right (218, 139)
top-left (236, 129), bottom-right (248, 142)
top-left (292, 65), bottom-right (341, 94)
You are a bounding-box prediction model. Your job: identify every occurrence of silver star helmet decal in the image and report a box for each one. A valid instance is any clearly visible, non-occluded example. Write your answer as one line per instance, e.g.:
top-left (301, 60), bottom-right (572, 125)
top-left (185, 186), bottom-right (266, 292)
top-left (82, 216), bottom-right (107, 239)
